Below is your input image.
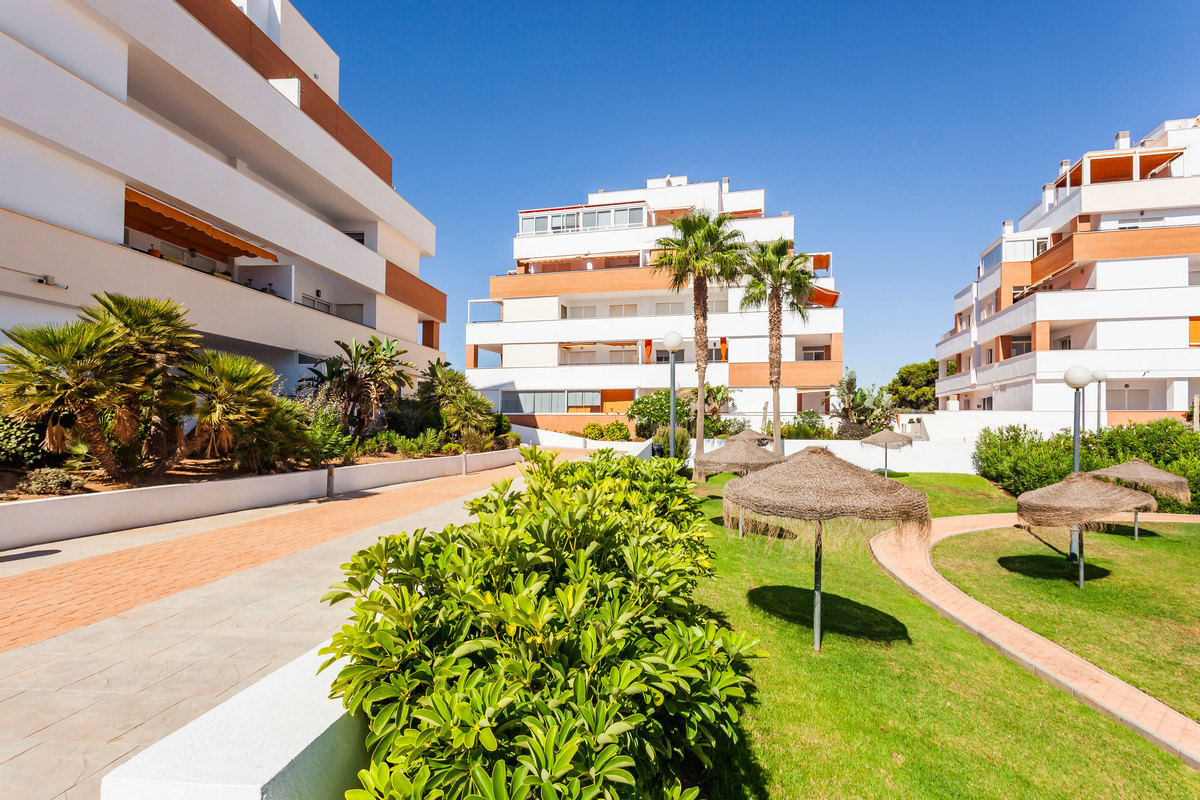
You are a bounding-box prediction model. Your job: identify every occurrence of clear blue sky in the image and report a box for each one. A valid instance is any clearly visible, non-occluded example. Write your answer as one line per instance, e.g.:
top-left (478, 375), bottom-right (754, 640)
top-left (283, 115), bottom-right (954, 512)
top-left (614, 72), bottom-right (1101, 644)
top-left (295, 0), bottom-right (1200, 388)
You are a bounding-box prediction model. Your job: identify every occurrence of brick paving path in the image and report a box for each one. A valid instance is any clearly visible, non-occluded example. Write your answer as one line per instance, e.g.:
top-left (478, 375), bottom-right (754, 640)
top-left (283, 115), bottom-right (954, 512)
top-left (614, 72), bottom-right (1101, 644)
top-left (871, 511), bottom-right (1200, 770)
top-left (0, 464), bottom-right (531, 653)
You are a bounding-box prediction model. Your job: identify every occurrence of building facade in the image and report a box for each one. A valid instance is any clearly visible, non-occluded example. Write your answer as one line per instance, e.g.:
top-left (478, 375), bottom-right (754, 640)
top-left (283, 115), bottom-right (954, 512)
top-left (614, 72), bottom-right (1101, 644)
top-left (465, 176), bottom-right (841, 433)
top-left (0, 0), bottom-right (445, 384)
top-left (935, 117), bottom-right (1200, 425)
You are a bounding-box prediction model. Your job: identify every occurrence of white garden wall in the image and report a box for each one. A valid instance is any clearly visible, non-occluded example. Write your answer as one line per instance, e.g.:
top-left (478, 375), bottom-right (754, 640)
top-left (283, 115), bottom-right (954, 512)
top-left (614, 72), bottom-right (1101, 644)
top-left (695, 438), bottom-right (976, 474)
top-left (0, 451), bottom-right (522, 552)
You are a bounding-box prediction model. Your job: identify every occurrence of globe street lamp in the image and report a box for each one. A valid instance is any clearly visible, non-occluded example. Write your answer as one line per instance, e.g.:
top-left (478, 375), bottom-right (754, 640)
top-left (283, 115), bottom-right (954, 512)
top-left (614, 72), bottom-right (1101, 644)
top-left (1063, 365), bottom-right (1092, 582)
top-left (1092, 368), bottom-right (1107, 431)
top-left (663, 331), bottom-right (683, 458)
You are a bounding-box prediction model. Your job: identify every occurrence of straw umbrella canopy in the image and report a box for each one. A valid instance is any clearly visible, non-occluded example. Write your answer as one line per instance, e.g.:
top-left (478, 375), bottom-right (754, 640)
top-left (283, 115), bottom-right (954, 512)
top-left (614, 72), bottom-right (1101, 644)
top-left (1086, 459), bottom-right (1189, 541)
top-left (729, 428), bottom-right (769, 443)
top-left (693, 438), bottom-right (782, 481)
top-left (1017, 472), bottom-right (1156, 588)
top-left (722, 446), bottom-right (930, 650)
top-left (859, 429), bottom-right (913, 477)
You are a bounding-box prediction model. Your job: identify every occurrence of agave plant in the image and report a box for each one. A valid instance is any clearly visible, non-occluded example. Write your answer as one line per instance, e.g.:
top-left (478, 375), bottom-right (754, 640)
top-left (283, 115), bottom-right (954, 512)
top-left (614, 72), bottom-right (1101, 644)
top-left (0, 321), bottom-right (139, 480)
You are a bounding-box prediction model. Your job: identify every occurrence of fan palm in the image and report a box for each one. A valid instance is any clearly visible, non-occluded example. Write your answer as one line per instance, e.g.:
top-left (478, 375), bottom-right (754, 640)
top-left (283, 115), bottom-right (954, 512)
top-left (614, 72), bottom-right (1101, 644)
top-left (303, 337), bottom-right (416, 437)
top-left (739, 239), bottom-right (815, 454)
top-left (652, 211), bottom-right (745, 454)
top-left (182, 350), bottom-right (276, 457)
top-left (0, 321), bottom-right (138, 479)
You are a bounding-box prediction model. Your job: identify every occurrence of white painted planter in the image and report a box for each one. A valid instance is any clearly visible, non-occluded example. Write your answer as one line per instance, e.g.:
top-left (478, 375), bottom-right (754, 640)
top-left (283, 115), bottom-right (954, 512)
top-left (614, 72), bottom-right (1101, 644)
top-left (0, 450), bottom-right (523, 552)
top-left (693, 439), bottom-right (976, 474)
top-left (101, 647), bottom-right (364, 800)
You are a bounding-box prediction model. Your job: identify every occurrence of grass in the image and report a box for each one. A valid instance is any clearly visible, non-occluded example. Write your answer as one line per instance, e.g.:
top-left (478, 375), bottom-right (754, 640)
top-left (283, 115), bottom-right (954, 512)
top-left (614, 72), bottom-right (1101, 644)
top-left (934, 520), bottom-right (1200, 722)
top-left (695, 472), bottom-right (1200, 798)
top-left (891, 472), bottom-right (1016, 518)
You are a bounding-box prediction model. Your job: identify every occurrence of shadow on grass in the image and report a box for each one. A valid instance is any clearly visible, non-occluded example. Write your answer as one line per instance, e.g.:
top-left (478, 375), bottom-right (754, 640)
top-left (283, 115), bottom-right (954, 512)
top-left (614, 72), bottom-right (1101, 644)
top-left (747, 585), bottom-right (911, 644)
top-left (998, 554), bottom-right (1111, 582)
top-left (1101, 523), bottom-right (1161, 540)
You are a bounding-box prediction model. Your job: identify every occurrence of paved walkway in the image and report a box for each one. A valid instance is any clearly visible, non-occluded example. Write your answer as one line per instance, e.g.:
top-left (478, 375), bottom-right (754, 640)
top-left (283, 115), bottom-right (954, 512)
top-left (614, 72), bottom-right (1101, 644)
top-left (871, 511), bottom-right (1200, 770)
top-left (0, 454), bottom-right (576, 799)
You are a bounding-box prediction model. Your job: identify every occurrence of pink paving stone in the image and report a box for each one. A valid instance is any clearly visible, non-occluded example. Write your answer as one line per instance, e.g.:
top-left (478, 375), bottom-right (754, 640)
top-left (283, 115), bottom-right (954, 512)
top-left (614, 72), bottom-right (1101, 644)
top-left (872, 511), bottom-right (1200, 770)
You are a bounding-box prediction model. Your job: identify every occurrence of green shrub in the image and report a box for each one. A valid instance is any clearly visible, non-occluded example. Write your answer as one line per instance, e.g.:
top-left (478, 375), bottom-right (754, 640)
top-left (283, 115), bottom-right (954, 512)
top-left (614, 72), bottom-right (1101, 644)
top-left (305, 412), bottom-right (354, 467)
top-left (356, 436), bottom-right (384, 457)
top-left (604, 421), bottom-right (630, 441)
top-left (627, 388), bottom-right (695, 439)
top-left (833, 421), bottom-right (873, 440)
top-left (371, 430), bottom-right (403, 453)
top-left (652, 425), bottom-right (689, 456)
top-left (228, 397), bottom-right (310, 474)
top-left (385, 398), bottom-right (439, 438)
top-left (581, 422), bottom-right (606, 440)
top-left (441, 442), bottom-right (463, 455)
top-left (0, 416), bottom-right (42, 467)
top-left (492, 413), bottom-right (512, 436)
top-left (495, 432), bottom-right (522, 450)
top-left (17, 467), bottom-right (84, 495)
top-left (323, 449), bottom-right (757, 800)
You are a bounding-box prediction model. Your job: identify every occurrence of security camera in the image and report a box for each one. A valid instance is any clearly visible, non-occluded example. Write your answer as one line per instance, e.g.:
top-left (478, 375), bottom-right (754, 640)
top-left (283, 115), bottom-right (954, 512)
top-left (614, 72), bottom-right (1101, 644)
top-left (36, 275), bottom-right (53, 285)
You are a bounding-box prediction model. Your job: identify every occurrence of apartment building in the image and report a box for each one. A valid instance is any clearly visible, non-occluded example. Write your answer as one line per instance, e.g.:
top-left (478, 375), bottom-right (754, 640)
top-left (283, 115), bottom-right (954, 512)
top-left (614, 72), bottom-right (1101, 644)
top-left (935, 117), bottom-right (1200, 425)
top-left (0, 0), bottom-right (445, 384)
top-left (464, 176), bottom-right (842, 433)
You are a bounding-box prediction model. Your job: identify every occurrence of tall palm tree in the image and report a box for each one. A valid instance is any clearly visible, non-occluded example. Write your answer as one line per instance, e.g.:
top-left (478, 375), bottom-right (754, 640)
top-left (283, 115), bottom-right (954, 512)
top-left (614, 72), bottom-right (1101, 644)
top-left (0, 321), bottom-right (138, 479)
top-left (181, 350), bottom-right (276, 457)
top-left (739, 239), bottom-right (815, 454)
top-left (652, 211), bottom-right (744, 454)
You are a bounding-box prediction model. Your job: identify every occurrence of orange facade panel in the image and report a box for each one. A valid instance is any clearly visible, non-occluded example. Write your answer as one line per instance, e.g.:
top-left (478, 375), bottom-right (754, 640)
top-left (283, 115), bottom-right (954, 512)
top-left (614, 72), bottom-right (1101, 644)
top-left (489, 267), bottom-right (672, 299)
top-left (728, 360), bottom-right (842, 388)
top-left (1031, 226), bottom-right (1200, 285)
top-left (385, 262), bottom-right (447, 322)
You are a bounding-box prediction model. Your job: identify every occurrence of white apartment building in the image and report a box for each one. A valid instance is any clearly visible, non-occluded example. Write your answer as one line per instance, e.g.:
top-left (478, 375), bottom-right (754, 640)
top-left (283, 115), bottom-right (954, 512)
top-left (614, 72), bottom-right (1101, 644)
top-left (0, 0), bottom-right (445, 384)
top-left (935, 117), bottom-right (1200, 425)
top-left (465, 176), bottom-right (842, 434)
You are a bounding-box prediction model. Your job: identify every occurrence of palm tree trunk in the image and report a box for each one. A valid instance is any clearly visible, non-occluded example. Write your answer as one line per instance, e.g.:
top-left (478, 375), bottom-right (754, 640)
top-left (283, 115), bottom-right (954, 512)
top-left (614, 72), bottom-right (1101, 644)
top-left (769, 288), bottom-right (783, 454)
top-left (693, 274), bottom-right (708, 456)
top-left (76, 405), bottom-right (126, 481)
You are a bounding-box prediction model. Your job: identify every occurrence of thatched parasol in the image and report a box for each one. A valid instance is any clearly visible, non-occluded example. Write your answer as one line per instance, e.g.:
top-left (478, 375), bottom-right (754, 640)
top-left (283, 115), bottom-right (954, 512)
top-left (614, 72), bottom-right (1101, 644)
top-left (859, 429), bottom-right (913, 477)
top-left (1087, 459), bottom-right (1189, 540)
top-left (693, 438), bottom-right (782, 481)
top-left (722, 446), bottom-right (930, 650)
top-left (1017, 472), bottom-right (1156, 588)
top-left (729, 428), bottom-right (769, 443)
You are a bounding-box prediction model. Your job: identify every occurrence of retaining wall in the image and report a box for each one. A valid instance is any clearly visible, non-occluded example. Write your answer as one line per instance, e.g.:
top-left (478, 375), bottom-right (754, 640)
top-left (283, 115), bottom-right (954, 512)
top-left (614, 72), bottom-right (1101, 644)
top-left (695, 438), bottom-right (976, 474)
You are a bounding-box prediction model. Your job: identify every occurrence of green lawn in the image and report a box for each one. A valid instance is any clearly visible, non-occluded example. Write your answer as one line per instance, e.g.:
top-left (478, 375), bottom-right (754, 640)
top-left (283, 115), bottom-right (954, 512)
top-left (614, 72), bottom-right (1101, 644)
top-left (891, 472), bottom-right (1016, 518)
top-left (934, 520), bottom-right (1200, 722)
top-left (695, 473), bottom-right (1200, 799)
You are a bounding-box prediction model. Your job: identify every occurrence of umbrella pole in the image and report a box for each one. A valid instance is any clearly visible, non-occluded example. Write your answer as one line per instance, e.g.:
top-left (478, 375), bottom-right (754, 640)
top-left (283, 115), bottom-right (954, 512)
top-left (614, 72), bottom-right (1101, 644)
top-left (1078, 531), bottom-right (1085, 590)
top-left (884, 448), bottom-right (888, 478)
top-left (813, 520), bottom-right (823, 652)
top-left (738, 507), bottom-right (743, 538)
top-left (1134, 510), bottom-right (1139, 542)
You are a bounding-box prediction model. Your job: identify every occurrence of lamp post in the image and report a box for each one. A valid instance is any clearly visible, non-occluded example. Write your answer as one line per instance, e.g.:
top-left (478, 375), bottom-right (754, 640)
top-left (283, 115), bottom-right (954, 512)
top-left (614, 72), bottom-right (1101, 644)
top-left (663, 331), bottom-right (683, 458)
top-left (1064, 365), bottom-right (1092, 587)
top-left (1092, 368), bottom-right (1107, 431)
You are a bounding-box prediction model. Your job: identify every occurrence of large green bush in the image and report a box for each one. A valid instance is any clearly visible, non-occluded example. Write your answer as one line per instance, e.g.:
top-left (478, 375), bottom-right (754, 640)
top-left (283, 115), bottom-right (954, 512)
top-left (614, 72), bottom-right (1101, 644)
top-left (581, 422), bottom-right (606, 440)
top-left (604, 421), bottom-right (631, 441)
top-left (0, 415), bottom-right (42, 467)
top-left (322, 449), bottom-right (758, 800)
top-left (973, 419), bottom-right (1200, 509)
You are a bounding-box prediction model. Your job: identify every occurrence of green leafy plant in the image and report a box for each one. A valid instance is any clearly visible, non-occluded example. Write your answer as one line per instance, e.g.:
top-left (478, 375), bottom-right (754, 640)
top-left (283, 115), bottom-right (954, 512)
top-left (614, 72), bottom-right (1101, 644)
top-left (305, 412), bottom-right (355, 466)
top-left (441, 442), bottom-right (464, 455)
top-left (0, 416), bottom-right (43, 467)
top-left (604, 421), bottom-right (630, 441)
top-left (322, 449), bottom-right (758, 800)
top-left (582, 422), bottom-right (606, 440)
top-left (17, 467), bottom-right (84, 495)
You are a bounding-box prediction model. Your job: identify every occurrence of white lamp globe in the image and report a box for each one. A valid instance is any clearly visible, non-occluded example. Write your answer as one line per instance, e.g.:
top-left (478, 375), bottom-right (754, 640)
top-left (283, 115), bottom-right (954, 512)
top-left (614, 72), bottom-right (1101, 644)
top-left (1091, 368), bottom-right (1108, 382)
top-left (1064, 365), bottom-right (1092, 389)
top-left (663, 331), bottom-right (683, 351)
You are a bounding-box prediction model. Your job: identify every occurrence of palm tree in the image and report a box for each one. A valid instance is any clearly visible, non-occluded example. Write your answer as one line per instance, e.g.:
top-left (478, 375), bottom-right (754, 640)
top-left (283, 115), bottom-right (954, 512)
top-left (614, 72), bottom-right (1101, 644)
top-left (0, 321), bottom-right (138, 479)
top-left (302, 337), bottom-right (416, 437)
top-left (652, 211), bottom-right (745, 454)
top-left (739, 239), bottom-right (815, 454)
top-left (181, 350), bottom-right (276, 457)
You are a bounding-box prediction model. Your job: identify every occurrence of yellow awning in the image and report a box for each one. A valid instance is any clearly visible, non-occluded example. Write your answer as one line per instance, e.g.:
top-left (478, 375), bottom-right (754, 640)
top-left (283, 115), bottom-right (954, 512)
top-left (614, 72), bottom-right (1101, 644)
top-left (125, 188), bottom-right (278, 262)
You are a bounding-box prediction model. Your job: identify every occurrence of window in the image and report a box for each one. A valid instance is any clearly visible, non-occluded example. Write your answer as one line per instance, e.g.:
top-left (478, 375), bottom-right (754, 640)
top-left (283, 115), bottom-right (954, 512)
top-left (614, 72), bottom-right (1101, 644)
top-left (159, 242), bottom-right (187, 266)
top-left (563, 350), bottom-right (597, 365)
top-left (655, 302), bottom-right (685, 315)
top-left (534, 216), bottom-right (548, 234)
top-left (801, 346), bottom-right (827, 361)
top-left (567, 391), bottom-right (601, 408)
top-left (985, 348), bottom-right (994, 365)
top-left (707, 299), bottom-right (728, 313)
top-left (655, 350), bottom-right (672, 363)
top-left (982, 396), bottom-right (994, 410)
top-left (344, 231), bottom-right (365, 244)
top-left (1055, 336), bottom-right (1072, 351)
top-left (501, 391), bottom-right (565, 414)
top-left (566, 306), bottom-right (597, 319)
top-left (980, 243), bottom-right (1002, 272)
top-left (301, 294), bottom-right (332, 313)
top-left (1010, 335), bottom-right (1031, 357)
top-left (609, 349), bottom-right (638, 364)
top-left (609, 303), bottom-right (638, 317)
top-left (614, 208), bottom-right (629, 227)
top-left (578, 206), bottom-right (644, 231)
top-left (551, 213), bottom-right (577, 233)
top-left (1118, 217), bottom-right (1165, 230)
top-left (629, 207), bottom-right (643, 225)
top-left (964, 354), bottom-right (972, 370)
top-left (707, 348), bottom-right (725, 363)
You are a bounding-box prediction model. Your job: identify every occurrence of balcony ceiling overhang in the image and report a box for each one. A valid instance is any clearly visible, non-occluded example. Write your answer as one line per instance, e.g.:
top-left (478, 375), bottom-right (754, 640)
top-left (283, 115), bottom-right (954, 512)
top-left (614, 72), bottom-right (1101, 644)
top-left (125, 188), bottom-right (278, 261)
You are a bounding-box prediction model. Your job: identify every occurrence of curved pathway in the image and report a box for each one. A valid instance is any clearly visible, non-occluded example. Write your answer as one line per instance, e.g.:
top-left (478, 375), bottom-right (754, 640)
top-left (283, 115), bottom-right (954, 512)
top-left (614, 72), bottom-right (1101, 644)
top-left (871, 511), bottom-right (1200, 770)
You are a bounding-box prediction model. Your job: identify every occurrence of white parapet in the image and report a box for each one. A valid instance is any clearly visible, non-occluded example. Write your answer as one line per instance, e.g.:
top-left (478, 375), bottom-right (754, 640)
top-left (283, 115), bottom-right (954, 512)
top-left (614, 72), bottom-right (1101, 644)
top-left (101, 647), bottom-right (365, 800)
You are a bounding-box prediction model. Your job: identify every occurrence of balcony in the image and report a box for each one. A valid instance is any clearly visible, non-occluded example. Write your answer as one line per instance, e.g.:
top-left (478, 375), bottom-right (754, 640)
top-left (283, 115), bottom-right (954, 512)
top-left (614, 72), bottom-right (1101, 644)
top-left (1028, 223), bottom-right (1200, 286)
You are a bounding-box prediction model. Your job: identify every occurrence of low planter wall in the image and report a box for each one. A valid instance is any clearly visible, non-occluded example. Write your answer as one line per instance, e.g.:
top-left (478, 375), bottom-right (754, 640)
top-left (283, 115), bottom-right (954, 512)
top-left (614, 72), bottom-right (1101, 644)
top-left (694, 438), bottom-right (976, 474)
top-left (511, 424), bottom-right (653, 458)
top-left (0, 450), bottom-right (522, 552)
top-left (101, 647), bottom-right (363, 800)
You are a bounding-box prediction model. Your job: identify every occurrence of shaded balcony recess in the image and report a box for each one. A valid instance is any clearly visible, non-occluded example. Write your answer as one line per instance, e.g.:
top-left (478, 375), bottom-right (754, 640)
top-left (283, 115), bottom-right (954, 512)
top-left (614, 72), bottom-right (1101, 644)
top-left (124, 188), bottom-right (277, 263)
top-left (1053, 146), bottom-right (1184, 193)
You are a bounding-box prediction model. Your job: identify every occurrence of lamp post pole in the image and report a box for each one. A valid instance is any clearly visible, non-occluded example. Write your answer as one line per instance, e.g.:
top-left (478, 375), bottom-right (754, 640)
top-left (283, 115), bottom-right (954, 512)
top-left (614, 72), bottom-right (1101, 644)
top-left (1064, 365), bottom-right (1093, 587)
top-left (1092, 369), bottom-right (1107, 432)
top-left (663, 331), bottom-right (682, 459)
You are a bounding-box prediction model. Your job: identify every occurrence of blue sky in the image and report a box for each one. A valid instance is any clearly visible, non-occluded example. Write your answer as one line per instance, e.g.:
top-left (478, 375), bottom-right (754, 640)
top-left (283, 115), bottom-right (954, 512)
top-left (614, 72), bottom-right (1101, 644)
top-left (295, 0), bottom-right (1200, 388)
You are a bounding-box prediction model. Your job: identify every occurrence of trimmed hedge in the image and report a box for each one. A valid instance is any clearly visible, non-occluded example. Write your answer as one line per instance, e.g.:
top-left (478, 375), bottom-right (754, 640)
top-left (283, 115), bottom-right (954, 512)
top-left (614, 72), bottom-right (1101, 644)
top-left (323, 448), bottom-right (758, 800)
top-left (973, 419), bottom-right (1200, 510)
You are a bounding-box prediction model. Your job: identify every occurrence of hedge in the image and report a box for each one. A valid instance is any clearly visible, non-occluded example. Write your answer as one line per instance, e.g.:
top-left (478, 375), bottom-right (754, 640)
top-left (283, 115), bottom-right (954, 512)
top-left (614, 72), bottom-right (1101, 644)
top-left (322, 448), bottom-right (759, 800)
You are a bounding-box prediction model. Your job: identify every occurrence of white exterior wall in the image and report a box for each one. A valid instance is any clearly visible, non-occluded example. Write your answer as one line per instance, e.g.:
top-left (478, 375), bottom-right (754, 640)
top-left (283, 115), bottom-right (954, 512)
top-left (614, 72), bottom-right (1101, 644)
top-left (1092, 256), bottom-right (1186, 290)
top-left (503, 296), bottom-right (561, 322)
top-left (0, 0), bottom-right (128, 101)
top-left (501, 343), bottom-right (561, 368)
